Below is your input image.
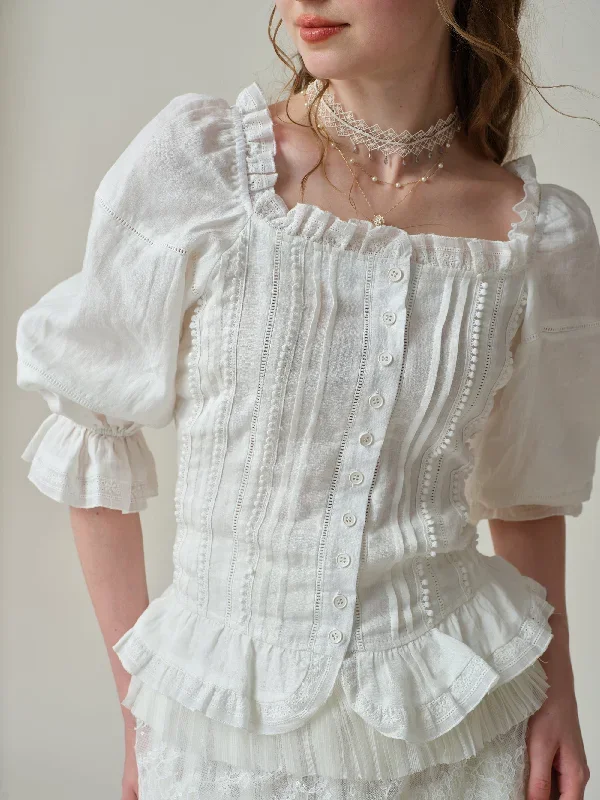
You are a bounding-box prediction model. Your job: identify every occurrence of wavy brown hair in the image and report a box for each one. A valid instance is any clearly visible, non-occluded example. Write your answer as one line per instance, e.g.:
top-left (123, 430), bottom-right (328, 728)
top-left (268, 0), bottom-right (597, 201)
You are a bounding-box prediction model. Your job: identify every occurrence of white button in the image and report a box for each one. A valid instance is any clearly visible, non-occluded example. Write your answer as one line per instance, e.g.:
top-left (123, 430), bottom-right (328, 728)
top-left (378, 352), bottom-right (393, 366)
top-left (349, 470), bottom-right (364, 485)
top-left (342, 513), bottom-right (357, 527)
top-left (333, 594), bottom-right (348, 609)
top-left (336, 553), bottom-right (351, 568)
top-left (369, 393), bottom-right (384, 409)
top-left (382, 311), bottom-right (396, 325)
top-left (388, 267), bottom-right (404, 282)
top-left (329, 628), bottom-right (344, 644)
top-left (359, 432), bottom-right (373, 446)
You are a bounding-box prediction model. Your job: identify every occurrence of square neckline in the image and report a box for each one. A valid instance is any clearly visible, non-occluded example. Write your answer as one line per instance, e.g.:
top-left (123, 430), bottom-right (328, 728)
top-left (234, 81), bottom-right (541, 264)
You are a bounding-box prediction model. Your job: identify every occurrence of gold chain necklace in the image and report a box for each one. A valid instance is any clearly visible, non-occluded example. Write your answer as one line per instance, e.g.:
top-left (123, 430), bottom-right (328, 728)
top-left (332, 139), bottom-right (445, 226)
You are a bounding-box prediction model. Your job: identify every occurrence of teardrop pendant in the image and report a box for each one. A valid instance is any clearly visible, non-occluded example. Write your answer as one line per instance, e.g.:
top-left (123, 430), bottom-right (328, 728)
top-left (353, 142), bottom-right (359, 153)
top-left (384, 153), bottom-right (388, 165)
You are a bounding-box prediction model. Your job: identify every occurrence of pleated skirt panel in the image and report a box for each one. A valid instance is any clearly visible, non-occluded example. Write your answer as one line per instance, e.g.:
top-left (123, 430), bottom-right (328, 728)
top-left (134, 715), bottom-right (533, 800)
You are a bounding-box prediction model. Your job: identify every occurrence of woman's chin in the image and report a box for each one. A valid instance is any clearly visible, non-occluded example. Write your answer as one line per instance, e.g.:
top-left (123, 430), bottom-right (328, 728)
top-left (298, 56), bottom-right (365, 82)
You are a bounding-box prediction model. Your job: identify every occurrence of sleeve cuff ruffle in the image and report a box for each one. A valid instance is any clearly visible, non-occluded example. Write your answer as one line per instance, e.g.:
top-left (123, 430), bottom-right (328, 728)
top-left (21, 413), bottom-right (158, 513)
top-left (468, 498), bottom-right (585, 525)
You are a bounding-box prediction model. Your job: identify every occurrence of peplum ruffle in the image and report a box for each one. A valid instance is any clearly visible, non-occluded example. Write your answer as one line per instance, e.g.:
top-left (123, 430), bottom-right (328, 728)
top-left (114, 558), bottom-right (553, 780)
top-left (113, 554), bottom-right (554, 770)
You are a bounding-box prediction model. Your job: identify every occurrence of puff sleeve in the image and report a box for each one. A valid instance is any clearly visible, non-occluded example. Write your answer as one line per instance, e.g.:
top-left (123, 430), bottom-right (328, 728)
top-left (16, 92), bottom-right (244, 513)
top-left (465, 184), bottom-right (600, 524)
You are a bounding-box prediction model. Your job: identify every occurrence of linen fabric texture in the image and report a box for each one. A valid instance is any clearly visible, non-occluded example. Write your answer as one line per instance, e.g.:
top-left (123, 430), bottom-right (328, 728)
top-left (15, 82), bottom-right (600, 782)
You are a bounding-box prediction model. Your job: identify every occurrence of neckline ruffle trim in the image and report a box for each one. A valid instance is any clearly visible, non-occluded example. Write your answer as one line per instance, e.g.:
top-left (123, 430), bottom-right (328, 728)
top-left (234, 81), bottom-right (541, 269)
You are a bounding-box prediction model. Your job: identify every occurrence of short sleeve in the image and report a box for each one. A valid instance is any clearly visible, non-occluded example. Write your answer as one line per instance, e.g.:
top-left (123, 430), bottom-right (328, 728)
top-left (465, 183), bottom-right (600, 524)
top-left (16, 92), bottom-right (246, 513)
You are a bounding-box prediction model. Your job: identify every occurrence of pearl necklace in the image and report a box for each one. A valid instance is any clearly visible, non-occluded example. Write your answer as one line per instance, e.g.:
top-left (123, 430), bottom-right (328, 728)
top-left (332, 138), bottom-right (445, 226)
top-left (304, 79), bottom-right (461, 164)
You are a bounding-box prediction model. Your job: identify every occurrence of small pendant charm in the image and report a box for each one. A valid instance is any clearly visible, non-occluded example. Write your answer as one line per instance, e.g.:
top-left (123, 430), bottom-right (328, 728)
top-left (353, 142), bottom-right (359, 153)
top-left (368, 150), bottom-right (372, 160)
top-left (373, 215), bottom-right (385, 226)
top-left (384, 153), bottom-right (389, 165)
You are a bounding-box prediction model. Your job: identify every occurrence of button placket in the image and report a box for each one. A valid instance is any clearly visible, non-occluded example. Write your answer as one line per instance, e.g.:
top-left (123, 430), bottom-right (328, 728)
top-left (319, 251), bottom-right (411, 651)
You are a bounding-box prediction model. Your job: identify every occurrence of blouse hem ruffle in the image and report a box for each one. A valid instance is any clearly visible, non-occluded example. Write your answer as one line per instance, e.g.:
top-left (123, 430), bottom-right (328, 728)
top-left (339, 571), bottom-right (553, 741)
top-left (123, 658), bottom-right (547, 781)
top-left (21, 413), bottom-right (158, 513)
top-left (112, 556), bottom-right (554, 741)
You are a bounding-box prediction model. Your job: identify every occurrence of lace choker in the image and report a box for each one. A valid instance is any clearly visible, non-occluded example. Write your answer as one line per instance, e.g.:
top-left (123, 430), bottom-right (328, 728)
top-left (304, 78), bottom-right (462, 165)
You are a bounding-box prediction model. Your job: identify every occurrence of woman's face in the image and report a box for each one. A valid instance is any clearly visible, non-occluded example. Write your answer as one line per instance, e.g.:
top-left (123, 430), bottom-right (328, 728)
top-left (274, 0), bottom-right (447, 81)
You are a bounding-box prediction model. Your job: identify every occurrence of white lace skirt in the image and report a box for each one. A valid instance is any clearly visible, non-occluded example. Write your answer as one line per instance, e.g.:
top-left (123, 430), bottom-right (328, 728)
top-left (134, 715), bottom-right (531, 800)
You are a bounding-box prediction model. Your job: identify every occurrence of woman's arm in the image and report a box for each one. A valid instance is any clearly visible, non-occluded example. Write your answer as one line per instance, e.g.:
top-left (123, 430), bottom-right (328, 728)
top-left (69, 506), bottom-right (148, 799)
top-left (489, 516), bottom-right (590, 800)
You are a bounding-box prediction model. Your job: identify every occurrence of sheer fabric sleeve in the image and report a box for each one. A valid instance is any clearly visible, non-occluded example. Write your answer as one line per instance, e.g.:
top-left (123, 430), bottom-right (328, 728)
top-left (465, 184), bottom-right (600, 524)
top-left (16, 92), bottom-right (244, 513)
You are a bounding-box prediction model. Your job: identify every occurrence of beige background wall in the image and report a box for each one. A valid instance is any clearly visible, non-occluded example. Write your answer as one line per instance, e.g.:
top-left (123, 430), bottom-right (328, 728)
top-left (2, 1), bottom-right (599, 798)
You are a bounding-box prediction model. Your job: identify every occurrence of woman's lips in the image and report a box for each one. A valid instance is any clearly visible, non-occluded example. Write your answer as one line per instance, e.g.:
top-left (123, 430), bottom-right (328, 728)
top-left (298, 24), bottom-right (348, 42)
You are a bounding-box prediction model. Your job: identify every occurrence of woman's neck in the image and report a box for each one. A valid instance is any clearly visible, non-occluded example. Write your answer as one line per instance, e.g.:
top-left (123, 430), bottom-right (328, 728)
top-left (321, 24), bottom-right (456, 138)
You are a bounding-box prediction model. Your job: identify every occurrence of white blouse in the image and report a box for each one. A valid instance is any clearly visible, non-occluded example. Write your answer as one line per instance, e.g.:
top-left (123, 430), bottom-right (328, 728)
top-left (15, 81), bottom-right (600, 781)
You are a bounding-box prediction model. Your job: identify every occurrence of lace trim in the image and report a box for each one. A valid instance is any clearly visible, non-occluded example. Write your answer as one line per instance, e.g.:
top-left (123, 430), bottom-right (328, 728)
top-left (25, 454), bottom-right (153, 512)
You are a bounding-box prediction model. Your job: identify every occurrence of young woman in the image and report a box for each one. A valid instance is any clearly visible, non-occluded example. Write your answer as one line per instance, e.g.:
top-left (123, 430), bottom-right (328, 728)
top-left (16, 1), bottom-right (599, 798)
